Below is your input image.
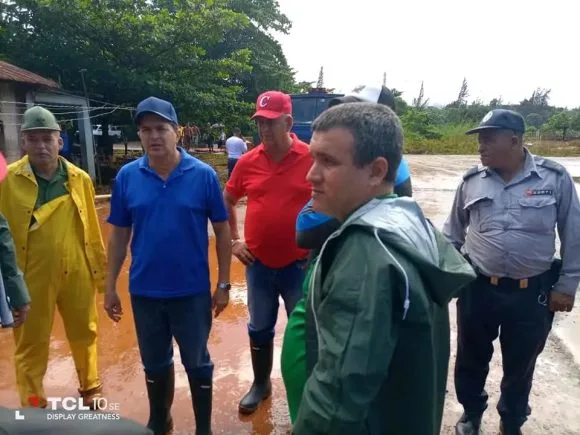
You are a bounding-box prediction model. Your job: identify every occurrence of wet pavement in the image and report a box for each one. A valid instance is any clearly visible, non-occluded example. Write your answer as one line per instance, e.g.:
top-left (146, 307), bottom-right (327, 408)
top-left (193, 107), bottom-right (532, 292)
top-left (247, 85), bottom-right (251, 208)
top-left (1, 155), bottom-right (579, 434)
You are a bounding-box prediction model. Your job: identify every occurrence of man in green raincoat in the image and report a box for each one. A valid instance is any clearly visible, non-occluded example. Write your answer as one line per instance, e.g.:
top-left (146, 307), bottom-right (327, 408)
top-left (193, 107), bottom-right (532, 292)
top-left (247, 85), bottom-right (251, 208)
top-left (284, 102), bottom-right (476, 434)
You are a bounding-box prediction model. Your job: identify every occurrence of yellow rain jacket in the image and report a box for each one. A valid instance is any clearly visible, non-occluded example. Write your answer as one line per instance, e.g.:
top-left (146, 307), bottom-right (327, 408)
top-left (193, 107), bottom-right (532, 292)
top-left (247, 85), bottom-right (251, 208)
top-left (0, 156), bottom-right (106, 288)
top-left (0, 156), bottom-right (107, 407)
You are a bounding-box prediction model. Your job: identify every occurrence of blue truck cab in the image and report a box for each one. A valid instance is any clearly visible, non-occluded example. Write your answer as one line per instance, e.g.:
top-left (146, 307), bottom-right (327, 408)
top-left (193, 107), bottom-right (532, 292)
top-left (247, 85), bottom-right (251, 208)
top-left (290, 90), bottom-right (344, 143)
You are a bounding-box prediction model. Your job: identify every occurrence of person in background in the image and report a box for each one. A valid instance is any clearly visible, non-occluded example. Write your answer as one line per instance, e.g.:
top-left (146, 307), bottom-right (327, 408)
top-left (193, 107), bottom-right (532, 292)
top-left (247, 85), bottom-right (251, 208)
top-left (444, 109), bottom-right (580, 435)
top-left (183, 123), bottom-right (193, 151)
top-left (177, 124), bottom-right (185, 148)
top-left (223, 91), bottom-right (312, 415)
top-left (0, 106), bottom-right (107, 410)
top-left (192, 123), bottom-right (200, 148)
top-left (59, 125), bottom-right (71, 161)
top-left (206, 125), bottom-right (215, 153)
top-left (105, 96), bottom-right (231, 435)
top-left (225, 128), bottom-right (247, 179)
top-left (291, 85), bottom-right (413, 254)
top-left (291, 102), bottom-right (475, 434)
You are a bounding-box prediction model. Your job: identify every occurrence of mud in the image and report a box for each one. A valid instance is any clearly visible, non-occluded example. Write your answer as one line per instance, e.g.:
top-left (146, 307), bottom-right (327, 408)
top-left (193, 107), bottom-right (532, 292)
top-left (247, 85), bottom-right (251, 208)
top-left (1, 155), bottom-right (579, 434)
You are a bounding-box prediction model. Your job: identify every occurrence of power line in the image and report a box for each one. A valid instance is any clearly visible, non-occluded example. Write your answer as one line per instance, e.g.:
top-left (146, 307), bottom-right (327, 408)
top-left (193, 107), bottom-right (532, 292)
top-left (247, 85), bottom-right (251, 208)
top-left (0, 104), bottom-right (131, 116)
top-left (0, 107), bottom-right (121, 127)
top-left (0, 98), bottom-right (136, 110)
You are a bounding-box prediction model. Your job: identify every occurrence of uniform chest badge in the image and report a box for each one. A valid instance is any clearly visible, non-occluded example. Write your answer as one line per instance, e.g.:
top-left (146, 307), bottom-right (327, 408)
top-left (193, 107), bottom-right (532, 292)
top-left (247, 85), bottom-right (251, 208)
top-left (526, 188), bottom-right (553, 196)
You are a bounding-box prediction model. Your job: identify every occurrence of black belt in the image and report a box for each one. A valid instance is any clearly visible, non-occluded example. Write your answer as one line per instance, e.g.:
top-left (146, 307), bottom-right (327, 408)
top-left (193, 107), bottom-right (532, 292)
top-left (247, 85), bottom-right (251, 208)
top-left (476, 273), bottom-right (539, 289)
top-left (466, 257), bottom-right (562, 290)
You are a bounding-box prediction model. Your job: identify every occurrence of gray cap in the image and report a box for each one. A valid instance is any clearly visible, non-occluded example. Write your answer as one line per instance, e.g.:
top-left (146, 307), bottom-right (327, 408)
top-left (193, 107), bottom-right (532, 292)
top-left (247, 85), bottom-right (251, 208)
top-left (466, 109), bottom-right (526, 135)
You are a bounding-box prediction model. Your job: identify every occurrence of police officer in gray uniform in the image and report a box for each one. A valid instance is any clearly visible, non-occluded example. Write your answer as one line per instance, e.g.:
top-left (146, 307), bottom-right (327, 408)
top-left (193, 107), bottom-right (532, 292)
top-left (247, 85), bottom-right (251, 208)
top-left (443, 109), bottom-right (580, 435)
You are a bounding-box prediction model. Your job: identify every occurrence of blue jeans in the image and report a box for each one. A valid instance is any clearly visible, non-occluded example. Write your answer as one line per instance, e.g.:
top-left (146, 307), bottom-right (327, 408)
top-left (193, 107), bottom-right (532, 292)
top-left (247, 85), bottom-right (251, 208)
top-left (131, 292), bottom-right (213, 380)
top-left (246, 258), bottom-right (306, 345)
top-left (227, 158), bottom-right (239, 179)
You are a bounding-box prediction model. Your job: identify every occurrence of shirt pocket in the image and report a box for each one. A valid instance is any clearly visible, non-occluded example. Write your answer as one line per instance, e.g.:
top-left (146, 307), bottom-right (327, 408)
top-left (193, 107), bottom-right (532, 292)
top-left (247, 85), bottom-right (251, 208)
top-left (464, 196), bottom-right (495, 232)
top-left (517, 196), bottom-right (557, 233)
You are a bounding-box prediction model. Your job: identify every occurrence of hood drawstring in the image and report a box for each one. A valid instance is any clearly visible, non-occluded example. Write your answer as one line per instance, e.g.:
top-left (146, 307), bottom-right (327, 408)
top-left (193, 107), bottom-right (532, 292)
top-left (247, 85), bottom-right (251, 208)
top-left (373, 228), bottom-right (411, 320)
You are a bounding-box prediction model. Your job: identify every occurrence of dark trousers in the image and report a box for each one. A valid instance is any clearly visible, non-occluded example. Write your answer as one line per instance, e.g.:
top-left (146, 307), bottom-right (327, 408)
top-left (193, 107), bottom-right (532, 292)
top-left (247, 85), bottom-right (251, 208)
top-left (246, 258), bottom-right (305, 345)
top-left (227, 158), bottom-right (239, 179)
top-left (131, 292), bottom-right (213, 381)
top-left (455, 272), bottom-right (554, 427)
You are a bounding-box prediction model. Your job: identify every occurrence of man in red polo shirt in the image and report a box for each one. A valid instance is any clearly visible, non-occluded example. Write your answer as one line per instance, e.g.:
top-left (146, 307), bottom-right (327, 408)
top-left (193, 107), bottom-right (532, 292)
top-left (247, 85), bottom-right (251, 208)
top-left (224, 91), bottom-right (312, 415)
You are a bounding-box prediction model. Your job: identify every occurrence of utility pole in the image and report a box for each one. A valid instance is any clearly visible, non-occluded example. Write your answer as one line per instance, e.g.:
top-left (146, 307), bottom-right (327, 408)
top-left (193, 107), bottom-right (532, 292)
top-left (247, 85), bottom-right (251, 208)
top-left (79, 69), bottom-right (101, 184)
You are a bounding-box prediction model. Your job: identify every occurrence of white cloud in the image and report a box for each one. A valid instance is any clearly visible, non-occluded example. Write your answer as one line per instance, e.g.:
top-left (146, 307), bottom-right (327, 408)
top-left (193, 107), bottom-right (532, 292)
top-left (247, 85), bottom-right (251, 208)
top-left (275, 0), bottom-right (579, 108)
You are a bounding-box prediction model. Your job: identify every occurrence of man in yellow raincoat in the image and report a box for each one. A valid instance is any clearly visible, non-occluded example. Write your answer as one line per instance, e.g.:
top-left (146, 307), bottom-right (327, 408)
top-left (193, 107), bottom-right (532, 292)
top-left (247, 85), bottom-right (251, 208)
top-left (0, 106), bottom-right (107, 409)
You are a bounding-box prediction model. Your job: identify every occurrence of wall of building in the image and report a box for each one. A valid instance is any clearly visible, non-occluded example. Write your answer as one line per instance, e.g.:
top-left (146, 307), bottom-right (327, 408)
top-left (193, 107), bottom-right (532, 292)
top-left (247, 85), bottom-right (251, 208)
top-left (0, 82), bottom-right (24, 163)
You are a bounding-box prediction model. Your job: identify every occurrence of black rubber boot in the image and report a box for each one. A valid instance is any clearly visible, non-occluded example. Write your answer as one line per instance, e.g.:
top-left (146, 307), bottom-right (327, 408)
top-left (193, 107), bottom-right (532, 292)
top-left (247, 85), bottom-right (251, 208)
top-left (238, 339), bottom-right (273, 414)
top-left (189, 376), bottom-right (213, 435)
top-left (499, 421), bottom-right (523, 435)
top-left (455, 412), bottom-right (482, 435)
top-left (145, 364), bottom-right (175, 435)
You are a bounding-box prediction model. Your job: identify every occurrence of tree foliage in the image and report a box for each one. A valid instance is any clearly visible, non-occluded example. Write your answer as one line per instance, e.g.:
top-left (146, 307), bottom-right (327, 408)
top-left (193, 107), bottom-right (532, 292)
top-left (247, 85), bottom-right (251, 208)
top-left (412, 81), bottom-right (429, 109)
top-left (449, 77), bottom-right (469, 108)
top-left (0, 0), bottom-right (296, 129)
top-left (545, 112), bottom-right (572, 141)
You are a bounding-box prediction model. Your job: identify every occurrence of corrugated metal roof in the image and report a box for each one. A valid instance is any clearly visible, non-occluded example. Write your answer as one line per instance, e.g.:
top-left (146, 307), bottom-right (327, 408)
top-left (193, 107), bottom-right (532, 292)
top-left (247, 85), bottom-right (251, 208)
top-left (0, 61), bottom-right (59, 88)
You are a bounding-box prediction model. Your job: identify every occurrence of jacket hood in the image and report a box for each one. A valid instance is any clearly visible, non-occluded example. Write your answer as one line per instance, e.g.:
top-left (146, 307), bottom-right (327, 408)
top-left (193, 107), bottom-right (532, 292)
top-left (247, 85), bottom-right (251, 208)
top-left (320, 197), bottom-right (475, 318)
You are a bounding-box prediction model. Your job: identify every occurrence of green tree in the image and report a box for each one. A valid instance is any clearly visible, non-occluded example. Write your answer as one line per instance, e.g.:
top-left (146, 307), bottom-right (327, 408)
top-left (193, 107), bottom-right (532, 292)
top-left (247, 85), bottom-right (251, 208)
top-left (570, 110), bottom-right (580, 133)
top-left (448, 77), bottom-right (469, 108)
top-left (412, 81), bottom-right (429, 110)
top-left (401, 109), bottom-right (441, 139)
top-left (390, 88), bottom-right (409, 117)
top-left (526, 113), bottom-right (543, 129)
top-left (545, 112), bottom-right (572, 141)
top-left (0, 0), bottom-right (295, 127)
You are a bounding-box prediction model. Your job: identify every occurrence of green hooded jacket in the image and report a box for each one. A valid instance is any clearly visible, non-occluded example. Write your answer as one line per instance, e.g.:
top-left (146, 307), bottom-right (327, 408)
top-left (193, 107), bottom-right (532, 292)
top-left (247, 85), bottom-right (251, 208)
top-left (293, 197), bottom-right (476, 435)
top-left (0, 213), bottom-right (29, 311)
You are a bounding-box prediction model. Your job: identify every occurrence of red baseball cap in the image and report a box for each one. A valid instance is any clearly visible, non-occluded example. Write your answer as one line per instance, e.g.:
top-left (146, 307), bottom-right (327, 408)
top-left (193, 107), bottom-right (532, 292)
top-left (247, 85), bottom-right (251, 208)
top-left (252, 91), bottom-right (292, 120)
top-left (0, 152), bottom-right (7, 182)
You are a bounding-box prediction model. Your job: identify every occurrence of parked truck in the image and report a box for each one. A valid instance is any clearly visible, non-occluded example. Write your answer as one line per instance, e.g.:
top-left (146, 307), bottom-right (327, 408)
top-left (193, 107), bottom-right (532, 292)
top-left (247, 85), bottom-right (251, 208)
top-left (290, 89), bottom-right (343, 143)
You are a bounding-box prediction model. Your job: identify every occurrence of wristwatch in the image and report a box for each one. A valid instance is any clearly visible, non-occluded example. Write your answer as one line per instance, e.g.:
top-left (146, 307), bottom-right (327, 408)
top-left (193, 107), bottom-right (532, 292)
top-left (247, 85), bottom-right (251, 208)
top-left (217, 282), bottom-right (231, 291)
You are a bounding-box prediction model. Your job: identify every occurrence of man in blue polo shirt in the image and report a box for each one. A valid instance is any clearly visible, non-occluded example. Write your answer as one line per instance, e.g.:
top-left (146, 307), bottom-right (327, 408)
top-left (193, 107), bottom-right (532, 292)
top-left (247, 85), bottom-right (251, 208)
top-left (104, 96), bottom-right (232, 435)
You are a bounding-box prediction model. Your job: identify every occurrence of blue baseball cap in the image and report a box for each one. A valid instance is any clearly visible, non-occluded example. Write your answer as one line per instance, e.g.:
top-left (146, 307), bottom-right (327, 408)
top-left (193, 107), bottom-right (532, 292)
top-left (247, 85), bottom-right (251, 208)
top-left (134, 96), bottom-right (178, 125)
top-left (466, 109), bottom-right (526, 135)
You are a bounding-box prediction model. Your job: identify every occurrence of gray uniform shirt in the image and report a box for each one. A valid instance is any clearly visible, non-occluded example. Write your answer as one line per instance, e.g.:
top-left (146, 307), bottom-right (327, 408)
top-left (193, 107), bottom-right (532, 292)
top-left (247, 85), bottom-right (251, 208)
top-left (443, 150), bottom-right (580, 296)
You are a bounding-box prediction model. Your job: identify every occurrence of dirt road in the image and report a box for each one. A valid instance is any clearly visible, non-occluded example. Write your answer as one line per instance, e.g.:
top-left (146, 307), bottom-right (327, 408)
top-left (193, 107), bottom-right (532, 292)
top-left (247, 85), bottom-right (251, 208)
top-left (0, 155), bottom-right (579, 434)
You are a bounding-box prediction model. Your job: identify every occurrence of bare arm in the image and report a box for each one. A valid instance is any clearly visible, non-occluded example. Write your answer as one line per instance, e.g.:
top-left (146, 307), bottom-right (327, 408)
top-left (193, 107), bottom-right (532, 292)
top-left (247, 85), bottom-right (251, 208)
top-left (106, 226), bottom-right (131, 293)
top-left (212, 221), bottom-right (231, 283)
top-left (223, 189), bottom-right (240, 240)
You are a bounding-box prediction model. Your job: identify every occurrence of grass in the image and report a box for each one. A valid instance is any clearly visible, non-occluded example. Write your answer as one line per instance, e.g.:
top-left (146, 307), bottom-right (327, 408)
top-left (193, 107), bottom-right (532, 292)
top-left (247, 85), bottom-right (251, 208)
top-left (404, 123), bottom-right (580, 157)
top-left (194, 152), bottom-right (229, 187)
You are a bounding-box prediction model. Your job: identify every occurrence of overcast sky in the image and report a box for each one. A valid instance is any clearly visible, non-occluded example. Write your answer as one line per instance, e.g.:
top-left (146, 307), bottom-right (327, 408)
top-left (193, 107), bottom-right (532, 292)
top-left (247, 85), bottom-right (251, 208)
top-left (275, 0), bottom-right (578, 108)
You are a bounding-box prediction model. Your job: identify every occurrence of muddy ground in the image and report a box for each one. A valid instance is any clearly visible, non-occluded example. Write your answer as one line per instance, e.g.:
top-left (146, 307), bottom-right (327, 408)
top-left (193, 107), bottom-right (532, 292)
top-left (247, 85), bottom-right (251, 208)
top-left (1, 155), bottom-right (579, 434)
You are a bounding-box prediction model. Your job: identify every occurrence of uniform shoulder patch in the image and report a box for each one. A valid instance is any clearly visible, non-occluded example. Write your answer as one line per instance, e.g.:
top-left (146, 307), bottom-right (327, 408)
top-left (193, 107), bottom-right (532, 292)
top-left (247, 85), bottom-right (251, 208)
top-left (462, 165), bottom-right (484, 181)
top-left (536, 157), bottom-right (565, 174)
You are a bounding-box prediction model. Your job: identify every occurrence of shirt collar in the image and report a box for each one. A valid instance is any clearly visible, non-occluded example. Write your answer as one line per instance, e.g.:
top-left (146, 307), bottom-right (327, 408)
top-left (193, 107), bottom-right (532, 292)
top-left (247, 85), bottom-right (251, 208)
top-left (522, 147), bottom-right (542, 179)
top-left (481, 147), bottom-right (540, 179)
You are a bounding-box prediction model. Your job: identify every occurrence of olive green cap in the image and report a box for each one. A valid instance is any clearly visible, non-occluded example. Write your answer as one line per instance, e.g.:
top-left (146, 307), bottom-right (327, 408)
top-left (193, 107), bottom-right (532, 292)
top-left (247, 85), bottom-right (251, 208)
top-left (21, 106), bottom-right (61, 132)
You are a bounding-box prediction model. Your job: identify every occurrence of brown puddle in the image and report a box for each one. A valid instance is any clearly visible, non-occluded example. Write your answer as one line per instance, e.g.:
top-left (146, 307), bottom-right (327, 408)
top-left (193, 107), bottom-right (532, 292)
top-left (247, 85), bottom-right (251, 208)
top-left (0, 204), bottom-right (292, 434)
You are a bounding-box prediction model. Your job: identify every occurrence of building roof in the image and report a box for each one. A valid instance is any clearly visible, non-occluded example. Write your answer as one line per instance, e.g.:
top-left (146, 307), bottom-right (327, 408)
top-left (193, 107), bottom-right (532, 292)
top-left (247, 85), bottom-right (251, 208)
top-left (0, 61), bottom-right (59, 88)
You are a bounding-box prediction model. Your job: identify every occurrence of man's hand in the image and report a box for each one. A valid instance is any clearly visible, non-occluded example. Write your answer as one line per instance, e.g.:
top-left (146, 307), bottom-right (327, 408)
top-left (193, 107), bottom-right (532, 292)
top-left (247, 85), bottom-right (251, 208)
top-left (12, 304), bottom-right (30, 327)
top-left (104, 290), bottom-right (123, 322)
top-left (549, 291), bottom-right (575, 312)
top-left (212, 287), bottom-right (230, 318)
top-left (232, 240), bottom-right (255, 266)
